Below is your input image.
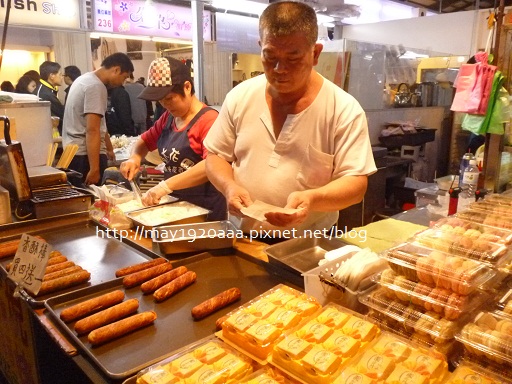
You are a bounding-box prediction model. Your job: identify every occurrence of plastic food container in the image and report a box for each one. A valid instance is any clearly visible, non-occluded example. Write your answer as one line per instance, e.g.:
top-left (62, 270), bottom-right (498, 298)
top-left (435, 175), bottom-right (459, 190)
top-left (456, 209), bottom-right (512, 230)
top-left (456, 311), bottom-right (512, 366)
top-left (127, 201), bottom-right (209, 230)
top-left (239, 366), bottom-right (298, 384)
top-left (431, 216), bottom-right (512, 245)
top-left (381, 242), bottom-right (496, 295)
top-left (497, 288), bottom-right (512, 316)
top-left (375, 269), bottom-right (488, 320)
top-left (470, 201), bottom-right (512, 217)
top-left (484, 194), bottom-right (512, 206)
top-left (134, 336), bottom-right (254, 383)
top-left (340, 332), bottom-right (448, 384)
top-left (412, 228), bottom-right (511, 268)
top-left (218, 284), bottom-right (321, 363)
top-left (445, 360), bottom-right (509, 384)
top-left (270, 304), bottom-right (380, 384)
top-left (359, 286), bottom-right (467, 343)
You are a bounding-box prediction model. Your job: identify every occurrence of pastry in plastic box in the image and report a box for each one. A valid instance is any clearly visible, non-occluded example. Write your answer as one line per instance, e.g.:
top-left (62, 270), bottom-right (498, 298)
top-left (270, 304), bottom-right (380, 384)
top-left (220, 284), bottom-right (321, 362)
top-left (496, 287), bottom-right (512, 316)
top-left (456, 311), bottom-right (512, 366)
top-left (414, 228), bottom-right (511, 267)
top-left (360, 287), bottom-right (464, 344)
top-left (377, 269), bottom-right (488, 320)
top-left (239, 366), bottom-right (300, 384)
top-left (135, 337), bottom-right (253, 384)
top-left (341, 332), bottom-right (448, 383)
top-left (456, 210), bottom-right (512, 230)
top-left (432, 216), bottom-right (512, 245)
top-left (382, 243), bottom-right (496, 295)
top-left (470, 201), bottom-right (512, 217)
top-left (445, 360), bottom-right (508, 384)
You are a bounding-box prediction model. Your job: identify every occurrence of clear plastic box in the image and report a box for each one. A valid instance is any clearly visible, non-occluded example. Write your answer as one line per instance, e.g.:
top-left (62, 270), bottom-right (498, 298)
top-left (239, 366), bottom-right (300, 384)
top-left (456, 209), bottom-right (512, 231)
top-left (497, 287), bottom-right (512, 316)
top-left (456, 311), bottom-right (512, 366)
top-left (375, 269), bottom-right (489, 320)
top-left (470, 200), bottom-right (512, 216)
top-left (445, 360), bottom-right (509, 384)
top-left (270, 304), bottom-right (380, 384)
top-left (381, 242), bottom-right (496, 295)
top-left (430, 216), bottom-right (512, 245)
top-left (218, 284), bottom-right (321, 363)
top-left (484, 193), bottom-right (512, 206)
top-left (134, 336), bottom-right (253, 384)
top-left (359, 286), bottom-right (467, 343)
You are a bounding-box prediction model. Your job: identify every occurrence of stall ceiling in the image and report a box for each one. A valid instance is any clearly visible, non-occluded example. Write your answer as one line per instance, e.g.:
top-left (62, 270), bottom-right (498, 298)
top-left (388, 0), bottom-right (511, 13)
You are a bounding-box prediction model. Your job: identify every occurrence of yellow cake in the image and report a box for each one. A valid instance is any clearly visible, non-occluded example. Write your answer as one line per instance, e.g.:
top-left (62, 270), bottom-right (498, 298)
top-left (285, 297), bottom-right (320, 316)
top-left (333, 367), bottom-right (376, 384)
top-left (302, 346), bottom-right (341, 376)
top-left (297, 321), bottom-right (333, 343)
top-left (402, 350), bottom-right (446, 379)
top-left (224, 311), bottom-right (258, 333)
top-left (274, 334), bottom-right (312, 360)
top-left (340, 316), bottom-right (379, 342)
top-left (137, 367), bottom-right (179, 384)
top-left (446, 365), bottom-right (501, 384)
top-left (266, 308), bottom-right (301, 329)
top-left (247, 299), bottom-right (278, 318)
top-left (213, 353), bottom-right (252, 381)
top-left (384, 365), bottom-right (428, 384)
top-left (316, 307), bottom-right (352, 329)
top-left (265, 287), bottom-right (297, 305)
top-left (322, 331), bottom-right (361, 358)
top-left (246, 320), bottom-right (281, 346)
top-left (184, 366), bottom-right (226, 384)
top-left (166, 355), bottom-right (203, 378)
top-left (371, 334), bottom-right (412, 362)
top-left (355, 350), bottom-right (396, 381)
top-left (193, 341), bottom-right (227, 364)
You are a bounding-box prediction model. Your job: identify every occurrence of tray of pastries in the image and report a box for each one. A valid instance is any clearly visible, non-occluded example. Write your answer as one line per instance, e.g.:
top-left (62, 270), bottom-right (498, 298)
top-left (412, 228), bottom-right (511, 268)
top-left (429, 216), bottom-right (512, 245)
top-left (456, 311), bottom-right (512, 366)
top-left (337, 332), bottom-right (448, 384)
top-left (270, 304), bottom-right (380, 384)
top-left (444, 360), bottom-right (509, 384)
top-left (456, 209), bottom-right (512, 231)
top-left (218, 284), bottom-right (322, 363)
top-left (469, 200), bottom-right (512, 217)
top-left (376, 269), bottom-right (488, 320)
top-left (359, 286), bottom-right (466, 343)
top-left (381, 243), bottom-right (496, 295)
top-left (483, 193), bottom-right (512, 206)
top-left (135, 336), bottom-right (254, 384)
top-left (497, 287), bottom-right (512, 316)
top-left (239, 366), bottom-right (300, 384)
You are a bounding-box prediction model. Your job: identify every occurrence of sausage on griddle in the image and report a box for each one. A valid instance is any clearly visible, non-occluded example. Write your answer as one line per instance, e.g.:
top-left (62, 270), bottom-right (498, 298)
top-left (191, 287), bottom-right (241, 320)
top-left (122, 262), bottom-right (174, 288)
top-left (153, 271), bottom-right (197, 302)
top-left (140, 266), bottom-right (188, 294)
top-left (60, 289), bottom-right (125, 323)
top-left (88, 311), bottom-right (157, 346)
top-left (115, 258), bottom-right (168, 277)
top-left (74, 298), bottom-right (139, 335)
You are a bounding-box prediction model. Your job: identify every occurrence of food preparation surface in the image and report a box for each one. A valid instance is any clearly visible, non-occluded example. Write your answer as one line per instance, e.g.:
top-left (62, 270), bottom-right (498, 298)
top-left (0, 223), bottom-right (160, 306)
top-left (45, 253), bottom-right (293, 380)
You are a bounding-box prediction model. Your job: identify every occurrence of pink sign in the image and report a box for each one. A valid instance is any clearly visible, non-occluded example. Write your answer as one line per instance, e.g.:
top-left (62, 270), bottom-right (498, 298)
top-left (108, 0), bottom-right (211, 41)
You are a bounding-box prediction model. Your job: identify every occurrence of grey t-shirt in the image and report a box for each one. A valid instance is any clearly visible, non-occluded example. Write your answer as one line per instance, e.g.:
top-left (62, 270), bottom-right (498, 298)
top-left (62, 72), bottom-right (108, 156)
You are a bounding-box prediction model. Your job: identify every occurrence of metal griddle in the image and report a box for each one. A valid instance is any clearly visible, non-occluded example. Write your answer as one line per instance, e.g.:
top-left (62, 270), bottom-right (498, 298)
top-left (0, 223), bottom-right (162, 307)
top-left (45, 253), bottom-right (293, 380)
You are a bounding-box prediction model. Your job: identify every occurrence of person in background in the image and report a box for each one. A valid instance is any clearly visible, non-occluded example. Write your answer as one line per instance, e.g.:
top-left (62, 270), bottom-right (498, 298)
top-left (62, 52), bottom-right (134, 185)
top-left (136, 76), bottom-right (155, 129)
top-left (120, 57), bottom-right (226, 221)
top-left (124, 74), bottom-right (147, 135)
top-left (36, 61), bottom-right (65, 134)
top-left (105, 84), bottom-right (136, 137)
top-left (15, 75), bottom-right (37, 94)
top-left (23, 70), bottom-right (40, 84)
top-left (204, 1), bottom-right (376, 236)
top-left (0, 81), bottom-right (14, 92)
top-left (63, 65), bottom-right (81, 103)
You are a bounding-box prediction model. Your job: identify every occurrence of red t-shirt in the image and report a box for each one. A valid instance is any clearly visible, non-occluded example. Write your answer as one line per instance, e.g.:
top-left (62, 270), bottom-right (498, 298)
top-left (141, 106), bottom-right (218, 159)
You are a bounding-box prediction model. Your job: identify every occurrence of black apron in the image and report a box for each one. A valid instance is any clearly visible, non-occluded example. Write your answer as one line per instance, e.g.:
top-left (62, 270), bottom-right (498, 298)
top-left (157, 107), bottom-right (226, 221)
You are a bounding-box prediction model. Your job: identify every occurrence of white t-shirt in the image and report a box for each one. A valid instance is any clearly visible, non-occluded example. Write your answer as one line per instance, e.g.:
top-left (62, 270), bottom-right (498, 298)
top-left (204, 74), bottom-right (377, 234)
top-left (62, 72), bottom-right (108, 156)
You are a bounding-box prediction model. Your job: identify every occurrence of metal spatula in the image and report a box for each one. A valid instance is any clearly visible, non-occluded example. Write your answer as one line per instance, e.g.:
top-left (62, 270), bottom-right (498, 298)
top-left (130, 180), bottom-right (143, 206)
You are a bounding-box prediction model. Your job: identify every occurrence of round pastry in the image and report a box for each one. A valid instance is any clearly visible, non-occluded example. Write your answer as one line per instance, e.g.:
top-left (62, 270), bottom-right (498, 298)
top-left (475, 313), bottom-right (498, 331)
top-left (503, 301), bottom-right (512, 314)
top-left (415, 311), bottom-right (440, 337)
top-left (439, 224), bottom-right (453, 232)
top-left (444, 293), bottom-right (467, 320)
top-left (434, 318), bottom-right (457, 343)
top-left (431, 288), bottom-right (451, 314)
top-left (495, 319), bottom-right (512, 337)
top-left (411, 282), bottom-right (432, 307)
top-left (394, 276), bottom-right (413, 302)
top-left (380, 269), bottom-right (397, 284)
top-left (453, 236), bottom-right (474, 257)
top-left (463, 228), bottom-right (482, 239)
top-left (416, 257), bottom-right (435, 285)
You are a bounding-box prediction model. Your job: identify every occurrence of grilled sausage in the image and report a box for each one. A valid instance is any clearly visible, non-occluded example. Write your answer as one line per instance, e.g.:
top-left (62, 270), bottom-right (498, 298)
top-left (74, 298), bottom-right (139, 335)
top-left (88, 311), bottom-right (157, 346)
top-left (140, 266), bottom-right (188, 294)
top-left (115, 258), bottom-right (168, 277)
top-left (0, 236), bottom-right (45, 259)
top-left (191, 288), bottom-right (241, 320)
top-left (45, 261), bottom-right (76, 274)
top-left (46, 255), bottom-right (68, 266)
top-left (153, 271), bottom-right (197, 302)
top-left (215, 315), bottom-right (229, 331)
top-left (36, 270), bottom-right (91, 296)
top-left (122, 262), bottom-right (174, 288)
top-left (60, 289), bottom-right (125, 323)
top-left (44, 266), bottom-right (83, 281)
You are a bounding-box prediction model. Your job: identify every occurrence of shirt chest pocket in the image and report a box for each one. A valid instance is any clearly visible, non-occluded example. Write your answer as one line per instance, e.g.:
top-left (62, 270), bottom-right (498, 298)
top-left (297, 144), bottom-right (334, 189)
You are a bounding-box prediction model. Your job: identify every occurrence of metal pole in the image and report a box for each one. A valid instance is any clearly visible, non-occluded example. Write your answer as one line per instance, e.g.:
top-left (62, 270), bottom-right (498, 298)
top-left (191, 0), bottom-right (205, 103)
top-left (0, 0), bottom-right (12, 71)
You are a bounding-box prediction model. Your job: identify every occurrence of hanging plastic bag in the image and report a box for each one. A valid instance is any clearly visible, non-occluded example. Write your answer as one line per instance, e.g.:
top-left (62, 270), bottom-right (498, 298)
top-left (487, 86), bottom-right (510, 135)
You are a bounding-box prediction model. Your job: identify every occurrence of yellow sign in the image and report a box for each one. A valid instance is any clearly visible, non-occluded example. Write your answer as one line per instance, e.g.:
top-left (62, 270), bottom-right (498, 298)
top-left (0, 0), bottom-right (80, 29)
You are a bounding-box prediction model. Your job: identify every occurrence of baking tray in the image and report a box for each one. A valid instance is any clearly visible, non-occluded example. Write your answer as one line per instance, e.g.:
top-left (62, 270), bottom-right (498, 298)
top-left (126, 201), bottom-right (209, 231)
top-left (153, 220), bottom-right (239, 254)
top-left (44, 253), bottom-right (296, 380)
top-left (0, 222), bottom-right (163, 307)
top-left (265, 236), bottom-right (349, 277)
top-left (378, 128), bottom-right (436, 149)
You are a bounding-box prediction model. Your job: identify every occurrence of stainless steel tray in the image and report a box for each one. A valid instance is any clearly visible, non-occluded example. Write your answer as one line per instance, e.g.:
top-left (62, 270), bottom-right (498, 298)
top-left (265, 236), bottom-right (349, 278)
top-left (44, 253), bottom-right (294, 380)
top-left (153, 220), bottom-right (239, 254)
top-left (0, 222), bottom-right (162, 307)
top-left (126, 201), bottom-right (209, 231)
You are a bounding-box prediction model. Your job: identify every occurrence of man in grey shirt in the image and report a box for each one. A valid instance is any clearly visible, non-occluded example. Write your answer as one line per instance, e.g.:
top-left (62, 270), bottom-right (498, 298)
top-left (62, 53), bottom-right (134, 185)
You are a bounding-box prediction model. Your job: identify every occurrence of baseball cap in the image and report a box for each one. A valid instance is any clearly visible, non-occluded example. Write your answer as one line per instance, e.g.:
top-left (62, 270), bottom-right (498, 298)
top-left (138, 57), bottom-right (192, 101)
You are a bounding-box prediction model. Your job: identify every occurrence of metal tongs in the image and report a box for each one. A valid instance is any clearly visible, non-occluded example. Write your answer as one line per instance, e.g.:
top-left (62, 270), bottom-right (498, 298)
top-left (129, 180), bottom-right (144, 206)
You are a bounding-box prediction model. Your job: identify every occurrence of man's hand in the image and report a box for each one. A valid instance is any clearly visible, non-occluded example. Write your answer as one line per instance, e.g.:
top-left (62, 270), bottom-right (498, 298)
top-left (120, 158), bottom-right (140, 181)
top-left (85, 168), bottom-right (101, 185)
top-left (225, 183), bottom-right (253, 215)
top-left (142, 184), bottom-right (168, 206)
top-left (106, 149), bottom-right (116, 161)
top-left (265, 190), bottom-right (310, 227)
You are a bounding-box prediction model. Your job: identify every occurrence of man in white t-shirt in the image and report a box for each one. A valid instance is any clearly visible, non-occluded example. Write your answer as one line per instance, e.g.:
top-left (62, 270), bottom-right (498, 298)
top-left (204, 1), bottom-right (376, 236)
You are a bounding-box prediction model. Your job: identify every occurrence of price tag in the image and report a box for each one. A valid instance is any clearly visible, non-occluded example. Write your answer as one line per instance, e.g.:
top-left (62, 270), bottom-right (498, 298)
top-left (8, 234), bottom-right (53, 296)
